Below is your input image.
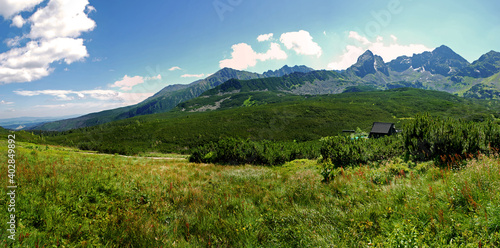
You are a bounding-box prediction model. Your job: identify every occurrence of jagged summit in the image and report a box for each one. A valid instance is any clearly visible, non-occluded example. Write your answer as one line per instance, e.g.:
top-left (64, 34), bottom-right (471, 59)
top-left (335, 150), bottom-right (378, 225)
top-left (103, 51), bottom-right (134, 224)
top-left (263, 65), bottom-right (314, 77)
top-left (347, 50), bottom-right (389, 77)
top-left (388, 45), bottom-right (469, 76)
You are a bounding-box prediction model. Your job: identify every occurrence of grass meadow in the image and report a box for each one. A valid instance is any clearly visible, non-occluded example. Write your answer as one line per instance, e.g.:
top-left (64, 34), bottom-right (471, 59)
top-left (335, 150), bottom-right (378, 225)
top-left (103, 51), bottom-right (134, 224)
top-left (1, 139), bottom-right (500, 247)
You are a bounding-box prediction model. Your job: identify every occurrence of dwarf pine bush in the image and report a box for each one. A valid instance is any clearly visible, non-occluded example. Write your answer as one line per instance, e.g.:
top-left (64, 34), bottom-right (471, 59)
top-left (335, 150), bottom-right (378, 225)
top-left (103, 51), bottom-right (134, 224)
top-left (189, 137), bottom-right (319, 166)
top-left (403, 113), bottom-right (500, 164)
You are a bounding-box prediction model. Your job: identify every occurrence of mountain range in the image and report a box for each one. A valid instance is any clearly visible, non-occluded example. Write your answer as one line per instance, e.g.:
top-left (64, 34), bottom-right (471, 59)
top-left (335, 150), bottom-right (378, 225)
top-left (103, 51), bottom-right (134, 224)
top-left (26, 45), bottom-right (500, 131)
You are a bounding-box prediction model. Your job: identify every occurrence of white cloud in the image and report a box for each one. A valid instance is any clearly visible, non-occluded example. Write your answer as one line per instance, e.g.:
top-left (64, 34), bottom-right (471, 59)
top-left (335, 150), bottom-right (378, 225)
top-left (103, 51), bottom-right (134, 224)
top-left (0, 100), bottom-right (14, 105)
top-left (0, 38), bottom-right (89, 82)
top-left (348, 31), bottom-right (371, 45)
top-left (219, 42), bottom-right (287, 70)
top-left (168, 66), bottom-right (182, 71)
top-left (327, 45), bottom-right (366, 70)
top-left (259, 42), bottom-right (288, 61)
top-left (11, 15), bottom-right (25, 28)
top-left (327, 31), bottom-right (432, 70)
top-left (146, 74), bottom-right (162, 80)
top-left (280, 30), bottom-right (322, 57)
top-left (27, 0), bottom-right (96, 40)
top-left (85, 5), bottom-right (96, 14)
top-left (14, 89), bottom-right (154, 105)
top-left (220, 43), bottom-right (258, 70)
top-left (4, 36), bottom-right (23, 47)
top-left (110, 75), bottom-right (145, 91)
top-left (28, 96), bottom-right (153, 116)
top-left (0, 0), bottom-right (96, 84)
top-left (257, 33), bottom-right (273, 42)
top-left (0, 0), bottom-right (44, 18)
top-left (181, 73), bottom-right (205, 78)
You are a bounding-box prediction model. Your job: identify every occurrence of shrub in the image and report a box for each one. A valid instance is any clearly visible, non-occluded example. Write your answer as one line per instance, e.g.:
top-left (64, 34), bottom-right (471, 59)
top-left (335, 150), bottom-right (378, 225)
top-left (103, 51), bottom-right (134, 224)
top-left (319, 135), bottom-right (403, 182)
top-left (189, 137), bottom-right (319, 166)
top-left (403, 114), bottom-right (500, 165)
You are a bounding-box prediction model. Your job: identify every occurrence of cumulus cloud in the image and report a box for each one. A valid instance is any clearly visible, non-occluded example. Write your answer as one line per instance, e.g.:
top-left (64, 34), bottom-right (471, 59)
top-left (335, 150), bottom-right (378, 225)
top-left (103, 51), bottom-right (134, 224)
top-left (0, 0), bottom-right (44, 18)
top-left (181, 73), bottom-right (205, 78)
top-left (327, 31), bottom-right (432, 70)
top-left (257, 33), bottom-right (273, 42)
top-left (27, 0), bottom-right (96, 40)
top-left (0, 0), bottom-right (96, 84)
top-left (0, 38), bottom-right (89, 82)
top-left (168, 66), bottom-right (182, 71)
top-left (110, 75), bottom-right (145, 91)
top-left (109, 74), bottom-right (161, 91)
top-left (280, 30), bottom-right (322, 57)
top-left (219, 42), bottom-right (287, 70)
top-left (11, 15), bottom-right (25, 27)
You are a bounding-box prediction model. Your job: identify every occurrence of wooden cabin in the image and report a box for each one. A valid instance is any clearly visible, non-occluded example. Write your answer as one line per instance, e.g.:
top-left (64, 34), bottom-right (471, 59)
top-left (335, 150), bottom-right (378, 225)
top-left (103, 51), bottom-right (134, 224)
top-left (369, 122), bottom-right (396, 138)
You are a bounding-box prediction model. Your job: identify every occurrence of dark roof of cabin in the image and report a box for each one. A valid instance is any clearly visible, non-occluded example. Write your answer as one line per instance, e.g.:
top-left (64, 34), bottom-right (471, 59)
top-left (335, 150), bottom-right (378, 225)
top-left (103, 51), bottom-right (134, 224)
top-left (370, 122), bottom-right (395, 134)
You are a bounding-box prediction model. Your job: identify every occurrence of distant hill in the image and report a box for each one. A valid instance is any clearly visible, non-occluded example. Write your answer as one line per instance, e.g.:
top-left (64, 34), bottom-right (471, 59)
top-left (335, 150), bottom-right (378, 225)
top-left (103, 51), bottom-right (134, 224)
top-left (0, 115), bottom-right (80, 130)
top-left (31, 88), bottom-right (500, 155)
top-left (0, 126), bottom-right (8, 135)
top-left (31, 65), bottom-right (314, 131)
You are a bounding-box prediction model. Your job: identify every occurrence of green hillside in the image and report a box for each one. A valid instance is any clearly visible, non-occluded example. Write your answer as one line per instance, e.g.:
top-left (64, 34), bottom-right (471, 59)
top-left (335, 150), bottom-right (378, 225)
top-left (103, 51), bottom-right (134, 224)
top-left (463, 72), bottom-right (500, 99)
top-left (0, 126), bottom-right (8, 135)
top-left (31, 66), bottom-right (314, 131)
top-left (29, 88), bottom-right (499, 155)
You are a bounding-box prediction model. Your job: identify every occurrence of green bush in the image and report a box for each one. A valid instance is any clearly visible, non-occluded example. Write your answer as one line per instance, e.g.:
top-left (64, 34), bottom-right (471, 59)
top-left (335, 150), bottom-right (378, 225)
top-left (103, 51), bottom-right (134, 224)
top-left (189, 137), bottom-right (319, 166)
top-left (403, 114), bottom-right (500, 165)
top-left (319, 135), bottom-right (403, 182)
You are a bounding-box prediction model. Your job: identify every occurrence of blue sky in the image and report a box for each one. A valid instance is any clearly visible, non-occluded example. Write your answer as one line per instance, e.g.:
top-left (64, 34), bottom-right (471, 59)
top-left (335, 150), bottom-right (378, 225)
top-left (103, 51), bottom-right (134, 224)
top-left (0, 0), bottom-right (499, 118)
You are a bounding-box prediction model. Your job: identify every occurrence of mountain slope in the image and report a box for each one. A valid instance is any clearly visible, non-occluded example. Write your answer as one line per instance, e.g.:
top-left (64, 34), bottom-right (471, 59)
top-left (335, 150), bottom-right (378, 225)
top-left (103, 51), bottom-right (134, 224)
top-left (175, 70), bottom-right (350, 112)
top-left (32, 88), bottom-right (499, 155)
top-left (463, 72), bottom-right (500, 99)
top-left (456, 51), bottom-right (500, 78)
top-left (32, 66), bottom-right (313, 131)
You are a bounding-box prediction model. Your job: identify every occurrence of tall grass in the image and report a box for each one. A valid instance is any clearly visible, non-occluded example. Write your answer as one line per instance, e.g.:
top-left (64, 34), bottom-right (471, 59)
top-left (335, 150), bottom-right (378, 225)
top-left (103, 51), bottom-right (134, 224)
top-left (1, 140), bottom-right (499, 247)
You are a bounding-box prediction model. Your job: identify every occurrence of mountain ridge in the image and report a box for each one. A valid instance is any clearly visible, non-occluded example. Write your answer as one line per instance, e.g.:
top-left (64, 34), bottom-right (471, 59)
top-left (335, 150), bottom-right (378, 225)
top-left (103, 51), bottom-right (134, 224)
top-left (30, 65), bottom-right (314, 131)
top-left (30, 45), bottom-right (500, 131)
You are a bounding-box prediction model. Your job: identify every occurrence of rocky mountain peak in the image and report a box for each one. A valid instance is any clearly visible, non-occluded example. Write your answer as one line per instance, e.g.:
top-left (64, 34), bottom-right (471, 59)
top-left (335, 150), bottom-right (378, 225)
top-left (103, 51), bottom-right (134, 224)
top-left (347, 50), bottom-right (389, 77)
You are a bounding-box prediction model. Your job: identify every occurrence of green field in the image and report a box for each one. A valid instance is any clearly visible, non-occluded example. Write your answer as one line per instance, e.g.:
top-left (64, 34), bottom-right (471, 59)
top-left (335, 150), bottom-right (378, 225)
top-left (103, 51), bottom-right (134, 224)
top-left (1, 138), bottom-right (499, 247)
top-left (3, 89), bottom-right (500, 247)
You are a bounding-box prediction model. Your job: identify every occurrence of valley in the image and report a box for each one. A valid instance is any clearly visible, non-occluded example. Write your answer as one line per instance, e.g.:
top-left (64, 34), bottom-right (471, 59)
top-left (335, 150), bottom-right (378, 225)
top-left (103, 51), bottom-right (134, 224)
top-left (3, 45), bottom-right (500, 248)
top-left (24, 46), bottom-right (500, 132)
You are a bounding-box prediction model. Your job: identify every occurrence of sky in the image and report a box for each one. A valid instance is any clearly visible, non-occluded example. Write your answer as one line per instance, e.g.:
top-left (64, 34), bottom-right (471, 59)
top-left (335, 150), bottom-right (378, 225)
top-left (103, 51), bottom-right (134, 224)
top-left (0, 0), bottom-right (499, 119)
